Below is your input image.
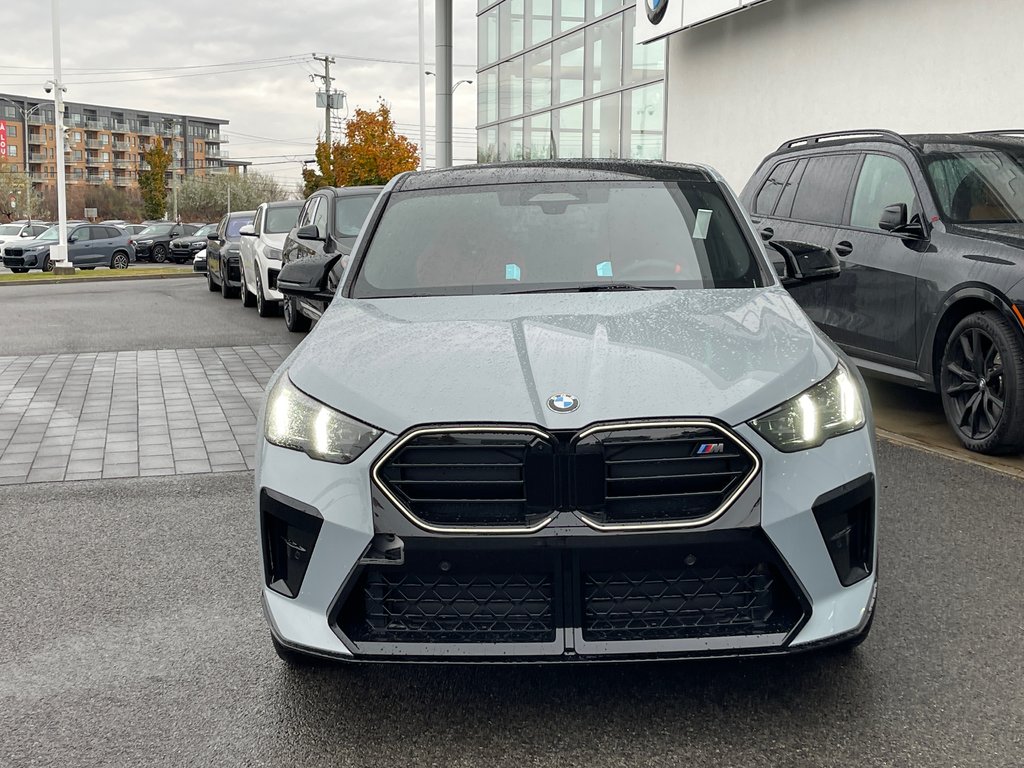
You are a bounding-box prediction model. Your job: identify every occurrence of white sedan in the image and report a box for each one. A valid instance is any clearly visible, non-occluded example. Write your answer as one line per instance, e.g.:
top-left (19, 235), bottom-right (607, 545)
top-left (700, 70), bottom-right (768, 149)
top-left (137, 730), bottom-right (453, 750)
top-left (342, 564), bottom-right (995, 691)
top-left (238, 200), bottom-right (304, 317)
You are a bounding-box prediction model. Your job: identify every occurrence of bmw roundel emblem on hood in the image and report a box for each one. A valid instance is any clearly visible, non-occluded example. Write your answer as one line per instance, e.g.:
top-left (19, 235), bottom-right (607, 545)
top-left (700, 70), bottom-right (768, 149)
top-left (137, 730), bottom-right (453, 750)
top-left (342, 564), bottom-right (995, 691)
top-left (547, 393), bottom-right (580, 413)
top-left (646, 0), bottom-right (669, 24)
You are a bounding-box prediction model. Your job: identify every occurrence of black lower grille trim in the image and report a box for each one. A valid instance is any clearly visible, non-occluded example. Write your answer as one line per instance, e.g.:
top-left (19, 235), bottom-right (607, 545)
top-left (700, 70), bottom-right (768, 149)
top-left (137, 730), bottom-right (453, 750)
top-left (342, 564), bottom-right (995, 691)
top-left (335, 532), bottom-right (807, 653)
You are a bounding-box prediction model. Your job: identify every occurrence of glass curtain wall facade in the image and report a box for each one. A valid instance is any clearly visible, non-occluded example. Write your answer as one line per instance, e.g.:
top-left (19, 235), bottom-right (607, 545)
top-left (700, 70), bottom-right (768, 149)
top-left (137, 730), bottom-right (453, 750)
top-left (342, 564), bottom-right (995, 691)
top-left (477, 0), bottom-right (666, 163)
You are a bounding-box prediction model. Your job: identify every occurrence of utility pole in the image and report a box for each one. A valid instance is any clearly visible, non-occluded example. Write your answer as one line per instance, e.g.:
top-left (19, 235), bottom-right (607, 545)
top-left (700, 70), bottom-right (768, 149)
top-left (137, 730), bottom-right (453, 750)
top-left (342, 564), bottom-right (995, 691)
top-left (49, 0), bottom-right (71, 273)
top-left (435, 0), bottom-right (453, 169)
top-left (312, 53), bottom-right (336, 147)
top-left (418, 0), bottom-right (427, 171)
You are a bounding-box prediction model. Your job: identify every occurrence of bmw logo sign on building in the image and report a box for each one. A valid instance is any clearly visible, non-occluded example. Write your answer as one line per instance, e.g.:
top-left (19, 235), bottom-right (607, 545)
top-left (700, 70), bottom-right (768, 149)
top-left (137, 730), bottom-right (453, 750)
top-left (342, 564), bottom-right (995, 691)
top-left (547, 393), bottom-right (580, 413)
top-left (646, 0), bottom-right (669, 24)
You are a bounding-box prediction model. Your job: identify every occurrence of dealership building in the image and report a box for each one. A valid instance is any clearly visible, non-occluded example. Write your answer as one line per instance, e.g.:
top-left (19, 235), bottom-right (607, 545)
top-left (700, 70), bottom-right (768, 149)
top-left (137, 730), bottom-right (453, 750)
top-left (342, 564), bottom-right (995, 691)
top-left (475, 0), bottom-right (1023, 188)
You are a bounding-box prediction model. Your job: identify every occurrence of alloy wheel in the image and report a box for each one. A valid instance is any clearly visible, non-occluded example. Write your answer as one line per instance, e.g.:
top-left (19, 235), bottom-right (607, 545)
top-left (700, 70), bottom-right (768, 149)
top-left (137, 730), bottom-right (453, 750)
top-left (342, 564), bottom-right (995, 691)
top-left (942, 327), bottom-right (1004, 441)
top-left (153, 245), bottom-right (167, 263)
top-left (111, 252), bottom-right (129, 269)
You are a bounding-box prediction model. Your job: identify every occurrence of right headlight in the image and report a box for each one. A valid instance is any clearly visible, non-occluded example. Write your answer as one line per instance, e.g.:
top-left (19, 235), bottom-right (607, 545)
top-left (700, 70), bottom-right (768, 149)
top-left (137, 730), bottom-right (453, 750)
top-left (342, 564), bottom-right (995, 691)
top-left (264, 374), bottom-right (381, 464)
top-left (748, 362), bottom-right (865, 452)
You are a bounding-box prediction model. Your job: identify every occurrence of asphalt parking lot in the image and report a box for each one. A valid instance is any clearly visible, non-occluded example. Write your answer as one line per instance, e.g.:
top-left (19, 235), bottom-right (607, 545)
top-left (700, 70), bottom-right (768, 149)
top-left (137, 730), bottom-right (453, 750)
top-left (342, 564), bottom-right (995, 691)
top-left (1, 278), bottom-right (1022, 767)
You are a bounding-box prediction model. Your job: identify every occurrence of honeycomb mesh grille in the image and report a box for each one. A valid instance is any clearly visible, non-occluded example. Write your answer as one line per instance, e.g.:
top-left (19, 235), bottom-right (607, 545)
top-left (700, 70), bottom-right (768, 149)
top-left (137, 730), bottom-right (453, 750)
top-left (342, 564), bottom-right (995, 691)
top-left (581, 564), bottom-right (794, 641)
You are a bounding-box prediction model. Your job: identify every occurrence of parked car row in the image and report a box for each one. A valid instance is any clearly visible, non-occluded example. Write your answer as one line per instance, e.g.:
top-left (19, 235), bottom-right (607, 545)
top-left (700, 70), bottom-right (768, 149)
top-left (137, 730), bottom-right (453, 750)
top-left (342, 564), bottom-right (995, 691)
top-left (196, 186), bottom-right (383, 333)
top-left (1, 221), bottom-right (136, 272)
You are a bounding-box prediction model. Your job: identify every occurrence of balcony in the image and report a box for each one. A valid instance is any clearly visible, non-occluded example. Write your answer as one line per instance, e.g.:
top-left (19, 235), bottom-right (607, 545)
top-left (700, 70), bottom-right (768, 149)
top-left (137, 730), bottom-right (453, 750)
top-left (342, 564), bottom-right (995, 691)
top-left (114, 176), bottom-right (130, 187)
top-left (137, 125), bottom-right (155, 135)
top-left (111, 122), bottom-right (128, 133)
top-left (29, 173), bottom-right (52, 183)
top-left (28, 133), bottom-right (46, 145)
top-left (205, 147), bottom-right (221, 159)
top-left (113, 159), bottom-right (133, 169)
top-left (28, 114), bottom-right (46, 125)
top-left (87, 174), bottom-right (105, 184)
top-left (85, 139), bottom-right (105, 149)
top-left (29, 152), bottom-right (47, 162)
top-left (206, 134), bottom-right (226, 143)
top-left (85, 156), bottom-right (104, 167)
top-left (113, 140), bottom-right (129, 151)
top-left (85, 119), bottom-right (103, 130)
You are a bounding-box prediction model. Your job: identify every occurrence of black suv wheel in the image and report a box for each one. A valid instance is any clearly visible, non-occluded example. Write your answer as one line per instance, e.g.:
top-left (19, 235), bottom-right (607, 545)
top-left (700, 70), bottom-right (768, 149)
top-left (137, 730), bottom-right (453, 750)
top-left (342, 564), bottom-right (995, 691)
top-left (152, 244), bottom-right (167, 263)
top-left (939, 311), bottom-right (1024, 454)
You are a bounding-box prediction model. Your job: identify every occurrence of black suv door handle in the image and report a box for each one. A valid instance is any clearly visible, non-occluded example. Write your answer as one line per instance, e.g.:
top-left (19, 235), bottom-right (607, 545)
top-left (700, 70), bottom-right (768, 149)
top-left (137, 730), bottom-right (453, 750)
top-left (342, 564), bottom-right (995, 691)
top-left (759, 226), bottom-right (774, 242)
top-left (835, 240), bottom-right (854, 258)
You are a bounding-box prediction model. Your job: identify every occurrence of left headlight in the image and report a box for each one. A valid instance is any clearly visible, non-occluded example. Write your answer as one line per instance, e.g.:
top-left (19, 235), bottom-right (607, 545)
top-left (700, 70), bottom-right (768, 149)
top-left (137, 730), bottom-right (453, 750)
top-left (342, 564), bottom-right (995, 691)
top-left (265, 246), bottom-right (283, 261)
top-left (748, 362), bottom-right (865, 452)
top-left (264, 374), bottom-right (381, 464)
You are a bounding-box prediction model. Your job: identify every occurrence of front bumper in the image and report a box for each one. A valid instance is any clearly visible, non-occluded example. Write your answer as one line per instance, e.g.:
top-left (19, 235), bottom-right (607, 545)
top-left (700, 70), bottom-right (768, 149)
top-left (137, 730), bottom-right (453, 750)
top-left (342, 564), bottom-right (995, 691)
top-left (257, 419), bottom-right (877, 663)
top-left (3, 251), bottom-right (43, 268)
top-left (259, 258), bottom-right (283, 302)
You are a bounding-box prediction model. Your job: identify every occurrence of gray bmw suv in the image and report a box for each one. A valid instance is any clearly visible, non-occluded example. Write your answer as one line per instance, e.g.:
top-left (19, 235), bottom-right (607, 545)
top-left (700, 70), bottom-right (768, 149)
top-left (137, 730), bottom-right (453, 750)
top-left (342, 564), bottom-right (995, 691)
top-left (257, 160), bottom-right (877, 666)
top-left (2, 223), bottom-right (135, 272)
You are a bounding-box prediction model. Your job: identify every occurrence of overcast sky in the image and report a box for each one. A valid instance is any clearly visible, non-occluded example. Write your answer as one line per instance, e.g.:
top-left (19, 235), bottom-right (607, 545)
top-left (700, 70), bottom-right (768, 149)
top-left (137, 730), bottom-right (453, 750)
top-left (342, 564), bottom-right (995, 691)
top-left (5, 0), bottom-right (480, 188)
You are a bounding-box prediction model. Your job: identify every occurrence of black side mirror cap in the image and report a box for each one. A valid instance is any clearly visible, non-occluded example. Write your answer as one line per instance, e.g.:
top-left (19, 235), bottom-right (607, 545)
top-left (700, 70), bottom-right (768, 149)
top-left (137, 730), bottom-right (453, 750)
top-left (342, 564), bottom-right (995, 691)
top-left (276, 252), bottom-right (342, 300)
top-left (879, 204), bottom-right (928, 239)
top-left (296, 224), bottom-right (324, 241)
top-left (206, 233), bottom-right (219, 241)
top-left (769, 240), bottom-right (841, 285)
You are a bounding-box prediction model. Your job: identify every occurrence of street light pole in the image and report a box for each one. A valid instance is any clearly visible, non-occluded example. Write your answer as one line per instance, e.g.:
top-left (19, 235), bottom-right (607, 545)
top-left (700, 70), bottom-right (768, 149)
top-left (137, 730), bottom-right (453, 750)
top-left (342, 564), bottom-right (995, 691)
top-left (50, 0), bottom-right (71, 272)
top-left (435, 0), bottom-right (452, 169)
top-left (418, 0), bottom-right (427, 171)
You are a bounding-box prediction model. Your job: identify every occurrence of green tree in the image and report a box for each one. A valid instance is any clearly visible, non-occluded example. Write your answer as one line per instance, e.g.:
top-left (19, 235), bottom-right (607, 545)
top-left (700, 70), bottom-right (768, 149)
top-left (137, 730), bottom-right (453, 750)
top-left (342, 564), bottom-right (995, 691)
top-left (176, 171), bottom-right (289, 222)
top-left (138, 140), bottom-right (172, 219)
top-left (302, 100), bottom-right (420, 195)
top-left (0, 163), bottom-right (45, 222)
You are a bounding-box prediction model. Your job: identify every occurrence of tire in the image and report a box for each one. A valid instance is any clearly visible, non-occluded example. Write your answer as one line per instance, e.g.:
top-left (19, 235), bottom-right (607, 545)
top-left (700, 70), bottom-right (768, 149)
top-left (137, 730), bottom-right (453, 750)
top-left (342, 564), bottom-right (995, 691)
top-left (41, 255), bottom-right (53, 273)
top-left (152, 244), bottom-right (167, 263)
top-left (282, 296), bottom-right (311, 333)
top-left (256, 270), bottom-right (276, 318)
top-left (207, 268), bottom-right (218, 292)
top-left (110, 251), bottom-right (130, 270)
top-left (11, 268), bottom-right (28, 274)
top-left (240, 261), bottom-right (256, 307)
top-left (220, 263), bottom-right (238, 299)
top-left (272, 635), bottom-right (325, 669)
top-left (939, 311), bottom-right (1024, 454)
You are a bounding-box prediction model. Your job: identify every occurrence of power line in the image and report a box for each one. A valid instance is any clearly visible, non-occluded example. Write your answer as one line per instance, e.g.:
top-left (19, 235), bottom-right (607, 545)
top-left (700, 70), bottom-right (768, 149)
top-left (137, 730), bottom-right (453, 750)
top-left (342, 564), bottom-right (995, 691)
top-left (0, 55), bottom-right (307, 74)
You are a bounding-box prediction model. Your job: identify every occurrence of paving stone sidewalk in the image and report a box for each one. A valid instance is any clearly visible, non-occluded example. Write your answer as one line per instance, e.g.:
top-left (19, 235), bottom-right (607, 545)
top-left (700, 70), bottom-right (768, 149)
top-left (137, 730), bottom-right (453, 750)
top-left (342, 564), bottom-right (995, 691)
top-left (0, 344), bottom-right (294, 484)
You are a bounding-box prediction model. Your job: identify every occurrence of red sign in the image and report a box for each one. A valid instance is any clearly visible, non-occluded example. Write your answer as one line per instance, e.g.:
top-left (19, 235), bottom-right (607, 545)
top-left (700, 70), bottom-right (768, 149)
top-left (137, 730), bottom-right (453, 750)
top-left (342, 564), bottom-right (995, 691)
top-left (0, 121), bottom-right (6, 158)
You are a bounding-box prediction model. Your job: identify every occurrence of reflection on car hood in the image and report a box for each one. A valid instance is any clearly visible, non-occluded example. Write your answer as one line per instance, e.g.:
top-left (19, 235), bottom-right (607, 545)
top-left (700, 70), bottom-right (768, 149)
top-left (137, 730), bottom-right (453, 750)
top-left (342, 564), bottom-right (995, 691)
top-left (3, 237), bottom-right (49, 249)
top-left (286, 289), bottom-right (838, 434)
top-left (261, 232), bottom-right (288, 250)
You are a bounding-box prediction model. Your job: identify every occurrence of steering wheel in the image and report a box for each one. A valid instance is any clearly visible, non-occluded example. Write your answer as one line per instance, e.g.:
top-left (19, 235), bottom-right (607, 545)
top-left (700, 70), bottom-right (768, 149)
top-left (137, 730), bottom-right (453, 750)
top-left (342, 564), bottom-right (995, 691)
top-left (615, 258), bottom-right (679, 279)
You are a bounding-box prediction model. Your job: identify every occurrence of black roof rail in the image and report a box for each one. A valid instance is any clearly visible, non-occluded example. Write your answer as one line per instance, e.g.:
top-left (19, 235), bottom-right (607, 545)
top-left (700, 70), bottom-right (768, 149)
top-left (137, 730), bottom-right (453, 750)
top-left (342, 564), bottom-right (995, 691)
top-left (777, 129), bottom-right (911, 152)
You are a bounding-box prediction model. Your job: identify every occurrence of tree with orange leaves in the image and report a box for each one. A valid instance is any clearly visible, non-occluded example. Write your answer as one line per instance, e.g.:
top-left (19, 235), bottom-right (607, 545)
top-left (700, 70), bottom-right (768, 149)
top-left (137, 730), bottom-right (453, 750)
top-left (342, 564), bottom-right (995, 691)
top-left (302, 100), bottom-right (420, 195)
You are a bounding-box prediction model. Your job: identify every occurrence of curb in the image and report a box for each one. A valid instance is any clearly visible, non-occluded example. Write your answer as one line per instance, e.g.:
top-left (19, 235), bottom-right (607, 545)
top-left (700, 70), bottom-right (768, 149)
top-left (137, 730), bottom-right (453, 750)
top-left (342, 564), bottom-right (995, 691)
top-left (876, 427), bottom-right (1024, 481)
top-left (0, 271), bottom-right (202, 287)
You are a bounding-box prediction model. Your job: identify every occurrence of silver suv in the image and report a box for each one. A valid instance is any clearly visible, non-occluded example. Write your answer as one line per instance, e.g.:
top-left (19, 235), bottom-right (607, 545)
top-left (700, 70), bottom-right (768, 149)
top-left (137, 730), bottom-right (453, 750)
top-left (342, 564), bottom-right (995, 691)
top-left (257, 160), bottom-right (878, 666)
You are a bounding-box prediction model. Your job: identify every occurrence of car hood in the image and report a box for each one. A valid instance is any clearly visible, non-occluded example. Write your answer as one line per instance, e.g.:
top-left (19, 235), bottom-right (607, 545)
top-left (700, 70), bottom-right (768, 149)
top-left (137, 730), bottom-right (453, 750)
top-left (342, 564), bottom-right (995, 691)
top-left (4, 237), bottom-right (50, 249)
top-left (174, 235), bottom-right (207, 245)
top-left (286, 289), bottom-right (838, 435)
top-left (261, 232), bottom-right (288, 250)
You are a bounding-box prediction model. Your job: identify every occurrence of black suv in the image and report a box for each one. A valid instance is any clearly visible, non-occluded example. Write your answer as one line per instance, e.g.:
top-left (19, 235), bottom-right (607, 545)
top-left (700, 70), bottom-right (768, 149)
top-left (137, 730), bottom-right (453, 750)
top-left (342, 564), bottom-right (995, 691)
top-left (278, 186), bottom-right (381, 332)
top-left (134, 222), bottom-right (202, 263)
top-left (741, 129), bottom-right (1024, 454)
top-left (205, 211), bottom-right (255, 298)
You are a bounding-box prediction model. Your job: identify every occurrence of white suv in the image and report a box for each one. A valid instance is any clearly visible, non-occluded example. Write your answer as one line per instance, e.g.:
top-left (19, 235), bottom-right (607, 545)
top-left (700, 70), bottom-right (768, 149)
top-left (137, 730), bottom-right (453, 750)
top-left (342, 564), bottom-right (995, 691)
top-left (238, 200), bottom-right (304, 317)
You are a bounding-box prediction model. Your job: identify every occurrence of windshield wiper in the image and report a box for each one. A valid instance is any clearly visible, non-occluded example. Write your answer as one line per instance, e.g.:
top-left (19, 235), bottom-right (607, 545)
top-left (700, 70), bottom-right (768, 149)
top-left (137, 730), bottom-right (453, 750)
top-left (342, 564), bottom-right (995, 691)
top-left (507, 283), bottom-right (675, 294)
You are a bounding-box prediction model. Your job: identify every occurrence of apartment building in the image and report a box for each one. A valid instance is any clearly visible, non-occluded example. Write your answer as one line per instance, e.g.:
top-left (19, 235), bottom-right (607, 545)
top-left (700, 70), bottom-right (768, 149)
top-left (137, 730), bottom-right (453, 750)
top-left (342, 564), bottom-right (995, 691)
top-left (0, 92), bottom-right (230, 191)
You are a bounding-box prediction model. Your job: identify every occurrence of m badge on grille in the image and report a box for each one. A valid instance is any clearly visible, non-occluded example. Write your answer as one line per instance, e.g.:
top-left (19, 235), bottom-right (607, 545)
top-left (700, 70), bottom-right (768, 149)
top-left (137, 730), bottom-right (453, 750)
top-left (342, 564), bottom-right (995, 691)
top-left (547, 393), bottom-right (580, 413)
top-left (696, 442), bottom-right (724, 455)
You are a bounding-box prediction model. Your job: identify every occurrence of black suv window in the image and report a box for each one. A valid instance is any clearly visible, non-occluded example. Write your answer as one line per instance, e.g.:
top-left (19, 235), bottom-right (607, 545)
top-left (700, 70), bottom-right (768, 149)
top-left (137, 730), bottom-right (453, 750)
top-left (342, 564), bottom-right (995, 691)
top-left (850, 154), bottom-right (919, 230)
top-left (788, 155), bottom-right (859, 225)
top-left (754, 160), bottom-right (797, 216)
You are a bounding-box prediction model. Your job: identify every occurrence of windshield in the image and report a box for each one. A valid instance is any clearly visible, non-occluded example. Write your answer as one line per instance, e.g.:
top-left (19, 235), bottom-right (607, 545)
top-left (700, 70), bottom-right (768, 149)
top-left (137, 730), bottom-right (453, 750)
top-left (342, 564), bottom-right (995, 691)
top-left (265, 204), bottom-right (302, 234)
top-left (352, 181), bottom-right (766, 298)
top-left (37, 226), bottom-right (59, 241)
top-left (226, 216), bottom-right (253, 239)
top-left (335, 195), bottom-right (377, 238)
top-left (0, 225), bottom-right (23, 236)
top-left (194, 224), bottom-right (217, 238)
top-left (139, 224), bottom-right (174, 237)
top-left (923, 145), bottom-right (1024, 224)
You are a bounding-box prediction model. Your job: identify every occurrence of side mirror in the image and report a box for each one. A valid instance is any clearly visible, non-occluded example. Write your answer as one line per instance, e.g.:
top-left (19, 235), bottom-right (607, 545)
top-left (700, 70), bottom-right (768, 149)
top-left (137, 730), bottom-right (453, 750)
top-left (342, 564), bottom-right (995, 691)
top-left (68, 235), bottom-right (78, 243)
top-left (238, 225), bottom-right (256, 237)
top-left (295, 224), bottom-right (323, 241)
top-left (768, 240), bottom-right (841, 285)
top-left (276, 252), bottom-right (342, 301)
top-left (879, 203), bottom-right (928, 239)
top-left (207, 232), bottom-right (220, 241)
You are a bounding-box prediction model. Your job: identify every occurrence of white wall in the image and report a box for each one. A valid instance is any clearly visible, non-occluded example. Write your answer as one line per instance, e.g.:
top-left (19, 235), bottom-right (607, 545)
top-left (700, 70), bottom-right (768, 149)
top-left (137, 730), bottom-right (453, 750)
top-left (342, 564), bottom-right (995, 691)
top-left (665, 0), bottom-right (1023, 190)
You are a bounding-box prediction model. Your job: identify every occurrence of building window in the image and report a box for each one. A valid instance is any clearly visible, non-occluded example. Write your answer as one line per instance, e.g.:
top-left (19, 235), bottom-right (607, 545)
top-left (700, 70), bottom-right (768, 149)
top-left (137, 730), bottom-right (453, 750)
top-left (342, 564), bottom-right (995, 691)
top-left (623, 7), bottom-right (664, 83)
top-left (587, 92), bottom-right (620, 158)
top-left (555, 102), bottom-right (584, 158)
top-left (525, 112), bottom-right (552, 159)
top-left (559, 0), bottom-right (585, 32)
top-left (74, 131), bottom-right (81, 143)
top-left (478, 126), bottom-right (498, 162)
top-left (101, 134), bottom-right (109, 145)
top-left (585, 12), bottom-right (622, 96)
top-left (624, 82), bottom-right (663, 159)
top-left (529, 0), bottom-right (553, 45)
top-left (479, 5), bottom-right (499, 67)
top-left (3, 105), bottom-right (15, 118)
top-left (500, 0), bottom-right (525, 58)
top-left (102, 152), bottom-right (109, 162)
top-left (479, 68), bottom-right (498, 125)
top-left (7, 145), bottom-right (16, 158)
top-left (554, 29), bottom-right (585, 104)
top-left (7, 124), bottom-right (15, 138)
top-left (103, 170), bottom-right (110, 180)
top-left (525, 45), bottom-right (552, 113)
top-left (73, 150), bottom-right (82, 161)
top-left (498, 58), bottom-right (524, 119)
